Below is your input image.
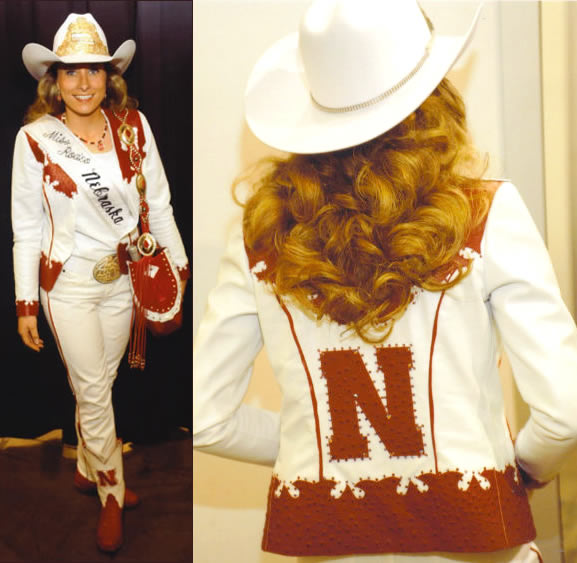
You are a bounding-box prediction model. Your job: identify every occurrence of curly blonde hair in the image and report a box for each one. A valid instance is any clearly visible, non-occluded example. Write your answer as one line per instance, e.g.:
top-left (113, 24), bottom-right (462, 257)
top-left (240, 78), bottom-right (490, 342)
top-left (23, 63), bottom-right (138, 124)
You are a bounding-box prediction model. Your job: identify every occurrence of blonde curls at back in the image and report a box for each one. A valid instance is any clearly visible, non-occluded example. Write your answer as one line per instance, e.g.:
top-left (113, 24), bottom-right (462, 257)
top-left (239, 78), bottom-right (490, 343)
top-left (23, 63), bottom-right (138, 124)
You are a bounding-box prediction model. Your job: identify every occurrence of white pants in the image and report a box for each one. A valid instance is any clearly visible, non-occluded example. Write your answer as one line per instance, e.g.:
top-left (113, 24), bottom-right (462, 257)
top-left (41, 260), bottom-right (133, 462)
top-left (296, 542), bottom-right (543, 563)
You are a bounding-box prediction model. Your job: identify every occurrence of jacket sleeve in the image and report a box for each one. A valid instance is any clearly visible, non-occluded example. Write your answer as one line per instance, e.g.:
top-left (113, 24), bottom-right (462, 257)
top-left (193, 223), bottom-right (280, 466)
top-left (138, 111), bottom-right (189, 280)
top-left (483, 181), bottom-right (577, 485)
top-left (11, 129), bottom-right (44, 317)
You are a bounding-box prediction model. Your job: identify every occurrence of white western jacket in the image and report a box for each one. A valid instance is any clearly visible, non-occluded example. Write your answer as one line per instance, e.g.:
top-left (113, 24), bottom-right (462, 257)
top-left (11, 109), bottom-right (189, 316)
top-left (193, 182), bottom-right (577, 557)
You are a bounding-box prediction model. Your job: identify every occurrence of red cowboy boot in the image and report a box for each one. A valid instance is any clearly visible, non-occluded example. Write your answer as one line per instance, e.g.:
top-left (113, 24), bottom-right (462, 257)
top-left (97, 494), bottom-right (123, 552)
top-left (84, 440), bottom-right (126, 553)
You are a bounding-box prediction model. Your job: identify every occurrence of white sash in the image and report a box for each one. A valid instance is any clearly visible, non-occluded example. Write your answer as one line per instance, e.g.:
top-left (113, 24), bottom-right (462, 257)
top-left (24, 115), bottom-right (136, 238)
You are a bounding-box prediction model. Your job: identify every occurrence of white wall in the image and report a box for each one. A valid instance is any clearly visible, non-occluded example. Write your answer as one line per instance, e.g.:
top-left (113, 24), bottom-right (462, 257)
top-left (544, 3), bottom-right (577, 561)
top-left (193, 2), bottom-right (561, 561)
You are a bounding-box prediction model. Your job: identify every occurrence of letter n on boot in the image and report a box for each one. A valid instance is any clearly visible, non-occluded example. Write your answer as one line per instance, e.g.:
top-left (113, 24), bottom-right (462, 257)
top-left (97, 469), bottom-right (118, 487)
top-left (84, 440), bottom-right (126, 552)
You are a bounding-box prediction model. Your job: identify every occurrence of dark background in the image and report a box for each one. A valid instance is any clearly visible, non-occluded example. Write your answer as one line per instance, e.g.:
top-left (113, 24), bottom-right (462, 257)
top-left (0, 1), bottom-right (192, 443)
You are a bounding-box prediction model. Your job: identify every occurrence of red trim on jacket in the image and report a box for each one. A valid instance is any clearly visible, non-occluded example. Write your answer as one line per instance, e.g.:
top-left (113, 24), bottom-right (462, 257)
top-left (428, 290), bottom-right (446, 473)
top-left (278, 297), bottom-right (325, 481)
top-left (26, 132), bottom-right (44, 163)
top-left (178, 265), bottom-right (190, 281)
top-left (25, 133), bottom-right (77, 198)
top-left (262, 467), bottom-right (535, 556)
top-left (40, 253), bottom-right (63, 292)
top-left (16, 300), bottom-right (39, 317)
top-left (104, 108), bottom-right (147, 184)
top-left (432, 183), bottom-right (499, 283)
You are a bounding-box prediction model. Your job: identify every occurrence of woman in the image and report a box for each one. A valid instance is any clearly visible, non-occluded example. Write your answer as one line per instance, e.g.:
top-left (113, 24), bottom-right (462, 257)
top-left (193, 1), bottom-right (577, 562)
top-left (12, 13), bottom-right (189, 553)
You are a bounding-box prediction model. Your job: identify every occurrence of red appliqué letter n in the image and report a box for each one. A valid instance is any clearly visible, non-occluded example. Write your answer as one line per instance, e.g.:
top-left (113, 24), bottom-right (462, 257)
top-left (320, 347), bottom-right (423, 460)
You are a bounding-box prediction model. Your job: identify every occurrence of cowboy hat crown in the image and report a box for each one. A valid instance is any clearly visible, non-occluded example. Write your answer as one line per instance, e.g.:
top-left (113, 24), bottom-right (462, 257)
top-left (245, 0), bottom-right (482, 154)
top-left (22, 13), bottom-right (136, 80)
top-left (301, 0), bottom-right (431, 110)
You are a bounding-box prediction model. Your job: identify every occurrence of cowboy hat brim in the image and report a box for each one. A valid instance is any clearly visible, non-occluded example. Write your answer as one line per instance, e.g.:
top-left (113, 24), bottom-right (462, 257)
top-left (245, 4), bottom-right (482, 154)
top-left (22, 39), bottom-right (136, 80)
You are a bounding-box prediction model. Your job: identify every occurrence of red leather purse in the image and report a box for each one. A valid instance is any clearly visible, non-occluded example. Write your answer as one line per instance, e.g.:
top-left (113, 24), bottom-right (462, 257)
top-left (126, 232), bottom-right (184, 369)
top-left (114, 110), bottom-right (183, 369)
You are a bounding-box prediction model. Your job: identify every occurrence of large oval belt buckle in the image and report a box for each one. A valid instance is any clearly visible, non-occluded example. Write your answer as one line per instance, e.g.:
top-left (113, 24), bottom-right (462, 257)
top-left (93, 254), bottom-right (121, 284)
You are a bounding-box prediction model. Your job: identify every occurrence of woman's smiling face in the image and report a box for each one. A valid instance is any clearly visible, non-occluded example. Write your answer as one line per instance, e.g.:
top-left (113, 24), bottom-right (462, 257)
top-left (56, 63), bottom-right (107, 117)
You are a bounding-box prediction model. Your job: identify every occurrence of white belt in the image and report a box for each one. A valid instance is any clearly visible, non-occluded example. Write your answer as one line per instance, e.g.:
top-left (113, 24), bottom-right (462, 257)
top-left (63, 228), bottom-right (139, 282)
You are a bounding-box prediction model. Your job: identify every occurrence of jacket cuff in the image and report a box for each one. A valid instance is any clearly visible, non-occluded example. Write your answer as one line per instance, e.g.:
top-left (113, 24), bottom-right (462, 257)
top-left (16, 300), bottom-right (39, 317)
top-left (178, 264), bottom-right (190, 281)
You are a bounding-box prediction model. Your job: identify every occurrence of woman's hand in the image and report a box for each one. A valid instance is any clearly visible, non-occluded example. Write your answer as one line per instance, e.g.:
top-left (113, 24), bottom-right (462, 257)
top-left (18, 316), bottom-right (44, 352)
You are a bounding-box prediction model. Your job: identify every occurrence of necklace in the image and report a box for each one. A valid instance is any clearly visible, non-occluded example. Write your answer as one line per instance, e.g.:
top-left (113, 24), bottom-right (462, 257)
top-left (61, 112), bottom-right (108, 151)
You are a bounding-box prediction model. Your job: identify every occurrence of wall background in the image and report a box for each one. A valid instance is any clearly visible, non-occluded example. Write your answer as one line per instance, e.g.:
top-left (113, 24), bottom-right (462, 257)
top-left (194, 1), bottom-right (570, 561)
top-left (544, 3), bottom-right (577, 561)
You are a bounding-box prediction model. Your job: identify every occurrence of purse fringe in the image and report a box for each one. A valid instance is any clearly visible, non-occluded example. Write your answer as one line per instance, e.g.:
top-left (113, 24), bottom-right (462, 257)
top-left (128, 257), bottom-right (150, 370)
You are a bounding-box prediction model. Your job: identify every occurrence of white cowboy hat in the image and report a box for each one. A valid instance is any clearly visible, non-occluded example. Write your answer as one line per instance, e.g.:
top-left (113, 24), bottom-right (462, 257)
top-left (22, 13), bottom-right (136, 80)
top-left (245, 0), bottom-right (483, 154)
